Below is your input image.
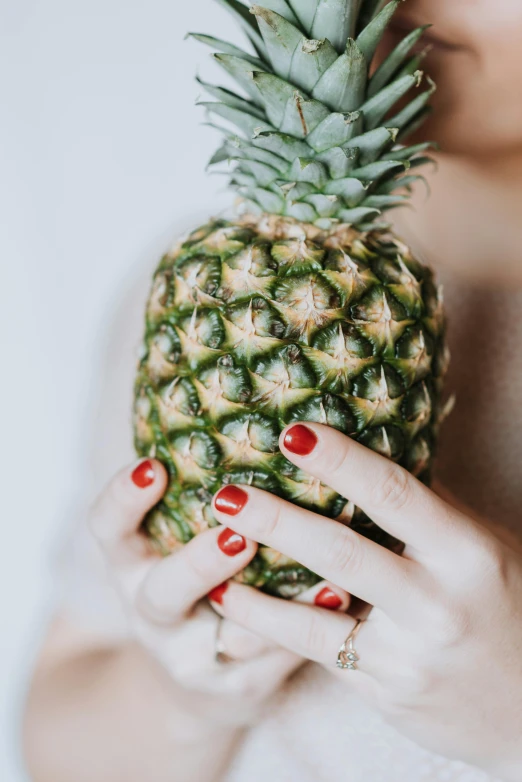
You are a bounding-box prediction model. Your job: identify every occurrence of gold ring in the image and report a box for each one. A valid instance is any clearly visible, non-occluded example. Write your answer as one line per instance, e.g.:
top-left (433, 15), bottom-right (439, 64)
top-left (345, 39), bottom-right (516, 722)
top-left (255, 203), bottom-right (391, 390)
top-left (337, 618), bottom-right (365, 670)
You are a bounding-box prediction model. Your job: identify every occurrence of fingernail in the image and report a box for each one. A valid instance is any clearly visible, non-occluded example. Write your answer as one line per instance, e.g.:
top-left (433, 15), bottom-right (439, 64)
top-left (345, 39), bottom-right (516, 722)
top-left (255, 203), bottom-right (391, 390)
top-left (131, 460), bottom-right (155, 489)
top-left (208, 582), bottom-right (228, 605)
top-left (218, 528), bottom-right (247, 557)
top-left (315, 587), bottom-right (343, 611)
top-left (215, 486), bottom-right (248, 516)
top-left (283, 425), bottom-right (318, 457)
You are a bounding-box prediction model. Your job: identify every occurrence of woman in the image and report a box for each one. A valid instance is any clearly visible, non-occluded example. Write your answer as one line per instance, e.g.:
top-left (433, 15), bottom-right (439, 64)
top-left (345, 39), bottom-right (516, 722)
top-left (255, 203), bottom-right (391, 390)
top-left (24, 0), bottom-right (522, 780)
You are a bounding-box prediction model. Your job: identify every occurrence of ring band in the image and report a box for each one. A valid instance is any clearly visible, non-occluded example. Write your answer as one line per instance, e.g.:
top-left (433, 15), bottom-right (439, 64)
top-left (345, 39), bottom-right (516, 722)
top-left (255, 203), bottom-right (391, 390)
top-left (215, 617), bottom-right (235, 665)
top-left (337, 618), bottom-right (365, 670)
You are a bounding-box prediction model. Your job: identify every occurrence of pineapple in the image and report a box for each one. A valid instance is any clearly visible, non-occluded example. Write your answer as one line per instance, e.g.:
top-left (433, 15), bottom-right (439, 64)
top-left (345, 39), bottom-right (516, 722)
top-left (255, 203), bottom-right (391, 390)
top-left (134, 0), bottom-right (448, 598)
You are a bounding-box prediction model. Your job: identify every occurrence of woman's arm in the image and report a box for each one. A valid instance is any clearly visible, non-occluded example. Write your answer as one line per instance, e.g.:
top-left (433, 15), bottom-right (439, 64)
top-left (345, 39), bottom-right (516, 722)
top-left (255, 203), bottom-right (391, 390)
top-left (24, 618), bottom-right (245, 782)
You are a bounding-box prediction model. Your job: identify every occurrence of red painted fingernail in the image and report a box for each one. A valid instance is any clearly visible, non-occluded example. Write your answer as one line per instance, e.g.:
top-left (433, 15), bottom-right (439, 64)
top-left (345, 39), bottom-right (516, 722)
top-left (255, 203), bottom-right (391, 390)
top-left (208, 582), bottom-right (228, 605)
top-left (315, 587), bottom-right (343, 611)
top-left (131, 460), bottom-right (155, 488)
top-left (284, 425), bottom-right (318, 456)
top-left (215, 486), bottom-right (249, 516)
top-left (218, 527), bottom-right (247, 557)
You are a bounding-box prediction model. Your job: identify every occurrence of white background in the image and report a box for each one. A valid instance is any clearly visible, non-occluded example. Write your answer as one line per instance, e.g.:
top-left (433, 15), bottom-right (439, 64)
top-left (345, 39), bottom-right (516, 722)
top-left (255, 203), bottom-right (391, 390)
top-left (0, 1), bottom-right (237, 778)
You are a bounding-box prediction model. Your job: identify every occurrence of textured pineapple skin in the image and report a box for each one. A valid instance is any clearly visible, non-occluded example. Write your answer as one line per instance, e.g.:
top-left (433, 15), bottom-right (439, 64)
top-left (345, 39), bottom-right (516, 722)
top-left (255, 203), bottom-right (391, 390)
top-left (134, 216), bottom-right (448, 599)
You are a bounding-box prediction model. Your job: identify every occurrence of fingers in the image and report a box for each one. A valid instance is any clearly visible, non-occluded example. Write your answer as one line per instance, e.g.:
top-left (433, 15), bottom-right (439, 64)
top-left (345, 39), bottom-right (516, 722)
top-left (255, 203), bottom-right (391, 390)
top-left (213, 581), bottom-right (349, 662)
top-left (136, 526), bottom-right (258, 624)
top-left (202, 646), bottom-right (304, 718)
top-left (219, 619), bottom-right (277, 661)
top-left (142, 601), bottom-right (296, 694)
top-left (213, 580), bottom-right (349, 662)
top-left (280, 423), bottom-right (471, 555)
top-left (212, 485), bottom-right (412, 613)
top-left (89, 459), bottom-right (169, 547)
top-left (210, 581), bottom-right (371, 672)
top-left (295, 581), bottom-right (351, 613)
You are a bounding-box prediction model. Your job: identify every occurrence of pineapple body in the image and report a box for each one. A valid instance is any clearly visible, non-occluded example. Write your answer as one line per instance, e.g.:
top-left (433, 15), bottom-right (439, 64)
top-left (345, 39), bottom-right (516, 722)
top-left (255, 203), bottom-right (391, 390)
top-left (134, 215), bottom-right (448, 598)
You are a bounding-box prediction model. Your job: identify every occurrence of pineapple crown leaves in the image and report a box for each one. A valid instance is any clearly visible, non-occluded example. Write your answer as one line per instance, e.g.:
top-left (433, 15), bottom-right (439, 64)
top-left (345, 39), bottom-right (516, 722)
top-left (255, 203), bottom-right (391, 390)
top-left (190, 0), bottom-right (436, 229)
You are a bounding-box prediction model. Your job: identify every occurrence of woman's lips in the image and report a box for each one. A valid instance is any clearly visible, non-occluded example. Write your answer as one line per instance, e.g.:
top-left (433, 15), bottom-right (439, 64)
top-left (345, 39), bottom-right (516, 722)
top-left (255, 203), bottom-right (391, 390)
top-left (387, 17), bottom-right (464, 53)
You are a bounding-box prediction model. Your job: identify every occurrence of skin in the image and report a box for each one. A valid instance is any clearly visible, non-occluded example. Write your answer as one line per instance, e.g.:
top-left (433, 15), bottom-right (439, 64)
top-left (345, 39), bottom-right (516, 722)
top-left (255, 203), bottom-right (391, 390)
top-left (211, 425), bottom-right (522, 779)
top-left (385, 0), bottom-right (522, 287)
top-left (24, 460), bottom-right (349, 782)
top-left (24, 1), bottom-right (522, 780)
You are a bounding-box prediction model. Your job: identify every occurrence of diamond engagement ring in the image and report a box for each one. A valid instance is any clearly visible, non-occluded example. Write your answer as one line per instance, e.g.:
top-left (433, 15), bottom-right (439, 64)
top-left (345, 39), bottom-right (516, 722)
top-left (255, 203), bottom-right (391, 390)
top-left (337, 619), bottom-right (365, 670)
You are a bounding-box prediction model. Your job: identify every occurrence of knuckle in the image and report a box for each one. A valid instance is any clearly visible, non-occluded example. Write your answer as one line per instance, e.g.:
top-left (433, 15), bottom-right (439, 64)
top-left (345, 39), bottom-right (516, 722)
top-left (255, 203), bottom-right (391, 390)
top-left (88, 469), bottom-right (139, 541)
top-left (391, 666), bottom-right (434, 708)
top-left (184, 542), bottom-right (216, 583)
top-left (222, 624), bottom-right (266, 660)
top-left (228, 593), bottom-right (252, 628)
top-left (136, 589), bottom-right (176, 626)
top-left (303, 614), bottom-right (328, 659)
top-left (248, 498), bottom-right (283, 541)
top-left (108, 470), bottom-right (136, 513)
top-left (426, 598), bottom-right (469, 649)
top-left (467, 534), bottom-right (505, 587)
top-left (372, 466), bottom-right (411, 513)
top-left (328, 443), bottom-right (352, 481)
top-left (325, 529), bottom-right (360, 577)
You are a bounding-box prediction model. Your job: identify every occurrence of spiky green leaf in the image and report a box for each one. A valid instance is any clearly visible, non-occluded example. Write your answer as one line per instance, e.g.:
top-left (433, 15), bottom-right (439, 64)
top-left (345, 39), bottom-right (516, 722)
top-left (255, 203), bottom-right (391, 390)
top-left (307, 111), bottom-right (362, 152)
top-left (357, 0), bottom-right (388, 32)
top-left (288, 157), bottom-right (329, 187)
top-left (285, 201), bottom-right (319, 221)
top-left (324, 176), bottom-right (368, 204)
top-left (214, 54), bottom-right (265, 103)
top-left (251, 72), bottom-right (296, 125)
top-left (397, 107), bottom-right (432, 141)
top-left (188, 33), bottom-right (265, 68)
top-left (214, 0), bottom-right (269, 59)
top-left (227, 137), bottom-right (290, 169)
top-left (252, 130), bottom-right (310, 160)
top-left (344, 126), bottom-right (398, 165)
top-left (237, 158), bottom-right (280, 185)
top-left (257, 0), bottom-right (301, 26)
top-left (356, 0), bottom-right (399, 63)
top-left (289, 37), bottom-right (338, 93)
top-left (387, 78), bottom-right (436, 131)
top-left (303, 193), bottom-right (340, 217)
top-left (338, 206), bottom-right (381, 223)
top-left (279, 92), bottom-right (330, 138)
top-left (360, 71), bottom-right (423, 131)
top-left (312, 0), bottom-right (362, 53)
top-left (312, 39), bottom-right (366, 112)
top-left (363, 194), bottom-right (408, 208)
top-left (368, 25), bottom-right (430, 98)
top-left (316, 146), bottom-right (357, 178)
top-left (350, 159), bottom-right (405, 180)
top-left (247, 186), bottom-right (285, 211)
top-left (385, 142), bottom-right (437, 161)
top-left (251, 6), bottom-right (303, 80)
top-left (208, 144), bottom-right (231, 166)
top-left (287, 0), bottom-right (319, 32)
top-left (197, 78), bottom-right (266, 118)
top-left (201, 102), bottom-right (273, 136)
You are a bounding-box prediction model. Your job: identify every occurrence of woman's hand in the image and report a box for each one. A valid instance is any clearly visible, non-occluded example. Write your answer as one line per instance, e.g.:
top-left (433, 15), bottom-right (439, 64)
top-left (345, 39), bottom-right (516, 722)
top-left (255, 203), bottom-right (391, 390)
top-left (88, 459), bottom-right (348, 731)
top-left (209, 423), bottom-right (522, 781)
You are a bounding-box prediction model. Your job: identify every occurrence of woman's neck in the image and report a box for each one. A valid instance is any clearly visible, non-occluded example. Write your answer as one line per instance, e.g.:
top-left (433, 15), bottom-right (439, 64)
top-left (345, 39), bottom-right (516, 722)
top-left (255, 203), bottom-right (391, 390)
top-left (393, 153), bottom-right (522, 289)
